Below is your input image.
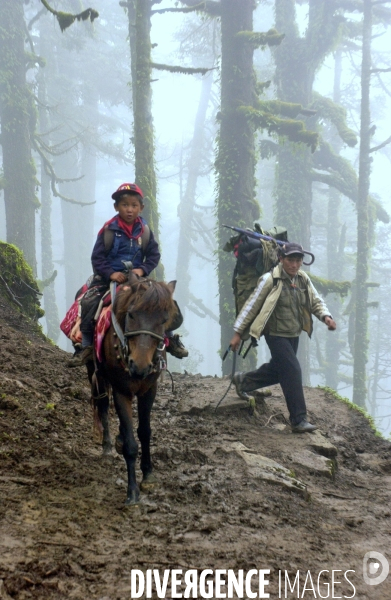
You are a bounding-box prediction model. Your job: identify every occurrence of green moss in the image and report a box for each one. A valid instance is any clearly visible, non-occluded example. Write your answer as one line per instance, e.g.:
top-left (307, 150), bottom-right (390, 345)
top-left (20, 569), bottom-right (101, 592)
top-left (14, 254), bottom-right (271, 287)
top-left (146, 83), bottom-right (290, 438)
top-left (309, 274), bottom-right (351, 297)
top-left (319, 386), bottom-right (383, 438)
top-left (312, 92), bottom-right (357, 147)
top-left (238, 105), bottom-right (319, 152)
top-left (236, 29), bottom-right (285, 48)
top-left (151, 62), bottom-right (211, 75)
top-left (256, 100), bottom-right (313, 119)
top-left (39, 1), bottom-right (99, 32)
top-left (0, 242), bottom-right (44, 320)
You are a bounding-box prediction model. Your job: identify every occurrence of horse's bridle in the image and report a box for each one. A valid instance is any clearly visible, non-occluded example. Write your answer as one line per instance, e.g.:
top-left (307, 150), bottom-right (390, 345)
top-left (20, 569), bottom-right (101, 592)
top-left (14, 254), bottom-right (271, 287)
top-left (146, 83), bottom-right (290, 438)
top-left (111, 309), bottom-right (166, 372)
top-left (109, 281), bottom-right (167, 373)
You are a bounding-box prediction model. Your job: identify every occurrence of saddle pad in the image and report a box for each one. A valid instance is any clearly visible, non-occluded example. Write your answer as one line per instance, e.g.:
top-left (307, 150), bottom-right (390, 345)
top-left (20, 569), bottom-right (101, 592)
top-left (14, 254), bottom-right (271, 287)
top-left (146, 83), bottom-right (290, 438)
top-left (60, 284), bottom-right (88, 339)
top-left (95, 305), bottom-right (112, 363)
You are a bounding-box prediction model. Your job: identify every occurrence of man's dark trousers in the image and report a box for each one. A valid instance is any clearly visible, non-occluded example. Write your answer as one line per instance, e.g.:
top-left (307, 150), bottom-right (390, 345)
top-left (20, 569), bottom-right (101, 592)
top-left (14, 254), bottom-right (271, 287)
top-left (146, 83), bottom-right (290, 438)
top-left (240, 334), bottom-right (307, 425)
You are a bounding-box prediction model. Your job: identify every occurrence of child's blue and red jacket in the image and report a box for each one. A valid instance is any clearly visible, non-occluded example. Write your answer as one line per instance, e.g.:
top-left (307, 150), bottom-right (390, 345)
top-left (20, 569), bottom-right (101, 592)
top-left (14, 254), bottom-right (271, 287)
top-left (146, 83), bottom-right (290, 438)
top-left (91, 215), bottom-right (160, 282)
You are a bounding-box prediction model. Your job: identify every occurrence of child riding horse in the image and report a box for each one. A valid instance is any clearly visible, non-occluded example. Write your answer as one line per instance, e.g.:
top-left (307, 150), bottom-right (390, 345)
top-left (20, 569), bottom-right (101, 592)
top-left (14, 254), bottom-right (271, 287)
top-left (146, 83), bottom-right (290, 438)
top-left (91, 273), bottom-right (176, 505)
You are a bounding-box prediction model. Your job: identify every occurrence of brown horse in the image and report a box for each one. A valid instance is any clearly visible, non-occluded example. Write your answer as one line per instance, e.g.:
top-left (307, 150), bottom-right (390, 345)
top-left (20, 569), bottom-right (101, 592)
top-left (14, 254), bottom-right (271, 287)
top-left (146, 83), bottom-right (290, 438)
top-left (89, 273), bottom-right (176, 505)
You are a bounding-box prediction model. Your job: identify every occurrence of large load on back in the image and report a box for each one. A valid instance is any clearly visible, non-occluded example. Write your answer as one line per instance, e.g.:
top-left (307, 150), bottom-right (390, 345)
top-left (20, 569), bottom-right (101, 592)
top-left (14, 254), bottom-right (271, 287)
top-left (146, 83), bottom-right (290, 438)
top-left (223, 224), bottom-right (289, 314)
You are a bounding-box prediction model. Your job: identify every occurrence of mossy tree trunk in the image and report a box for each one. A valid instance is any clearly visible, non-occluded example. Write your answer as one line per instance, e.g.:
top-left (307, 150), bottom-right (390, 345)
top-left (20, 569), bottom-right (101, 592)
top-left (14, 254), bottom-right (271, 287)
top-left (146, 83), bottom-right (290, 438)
top-left (353, 0), bottom-right (372, 408)
top-left (273, 0), bottom-right (313, 247)
top-left (0, 0), bottom-right (38, 273)
top-left (126, 0), bottom-right (162, 279)
top-left (273, 0), bottom-right (342, 384)
top-left (216, 0), bottom-right (259, 374)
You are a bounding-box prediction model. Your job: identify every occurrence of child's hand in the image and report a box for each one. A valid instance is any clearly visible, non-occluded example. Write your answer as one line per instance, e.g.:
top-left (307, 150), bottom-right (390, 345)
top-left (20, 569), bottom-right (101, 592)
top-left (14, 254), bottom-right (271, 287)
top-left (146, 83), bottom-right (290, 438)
top-left (132, 268), bottom-right (144, 277)
top-left (110, 272), bottom-right (127, 283)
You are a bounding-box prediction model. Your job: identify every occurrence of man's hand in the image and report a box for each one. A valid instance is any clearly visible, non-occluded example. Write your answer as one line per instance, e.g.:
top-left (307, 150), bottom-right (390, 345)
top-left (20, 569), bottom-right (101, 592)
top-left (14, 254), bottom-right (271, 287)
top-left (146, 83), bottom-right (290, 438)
top-left (110, 271), bottom-right (127, 283)
top-left (324, 316), bottom-right (337, 331)
top-left (230, 331), bottom-right (241, 351)
top-left (132, 268), bottom-right (144, 277)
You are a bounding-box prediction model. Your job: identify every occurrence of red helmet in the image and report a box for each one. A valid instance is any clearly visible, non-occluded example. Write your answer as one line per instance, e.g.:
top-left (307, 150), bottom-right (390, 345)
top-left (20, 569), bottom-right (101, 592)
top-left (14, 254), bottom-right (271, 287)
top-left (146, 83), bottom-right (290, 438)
top-left (112, 182), bottom-right (144, 201)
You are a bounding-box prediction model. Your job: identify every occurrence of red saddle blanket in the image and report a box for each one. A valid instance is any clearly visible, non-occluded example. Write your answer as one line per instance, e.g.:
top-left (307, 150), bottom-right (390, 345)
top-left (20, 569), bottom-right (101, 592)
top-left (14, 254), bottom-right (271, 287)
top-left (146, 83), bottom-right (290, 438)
top-left (60, 285), bottom-right (113, 361)
top-left (94, 306), bottom-right (112, 362)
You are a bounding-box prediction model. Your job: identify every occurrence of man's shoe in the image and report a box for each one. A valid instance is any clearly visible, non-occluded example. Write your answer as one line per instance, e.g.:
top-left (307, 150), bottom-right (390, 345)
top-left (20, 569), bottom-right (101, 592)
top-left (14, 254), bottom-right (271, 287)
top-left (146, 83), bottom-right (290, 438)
top-left (67, 345), bottom-right (93, 368)
top-left (291, 419), bottom-right (318, 434)
top-left (232, 372), bottom-right (251, 401)
top-left (166, 334), bottom-right (189, 359)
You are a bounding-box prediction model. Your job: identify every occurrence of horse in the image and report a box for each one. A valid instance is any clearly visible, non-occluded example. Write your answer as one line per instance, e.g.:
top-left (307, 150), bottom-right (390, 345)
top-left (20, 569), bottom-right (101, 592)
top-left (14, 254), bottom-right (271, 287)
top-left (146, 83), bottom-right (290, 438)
top-left (89, 273), bottom-right (177, 505)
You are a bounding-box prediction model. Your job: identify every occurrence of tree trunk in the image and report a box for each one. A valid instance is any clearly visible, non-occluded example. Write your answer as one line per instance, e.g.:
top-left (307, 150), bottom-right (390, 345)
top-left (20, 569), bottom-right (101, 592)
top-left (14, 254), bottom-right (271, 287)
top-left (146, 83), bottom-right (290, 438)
top-left (353, 0), bottom-right (372, 408)
top-left (127, 0), bottom-right (163, 278)
top-left (0, 0), bottom-right (38, 273)
top-left (176, 73), bottom-right (214, 313)
top-left (37, 27), bottom-right (60, 342)
top-left (216, 0), bottom-right (259, 374)
top-left (273, 0), bottom-right (315, 384)
top-left (325, 50), bottom-right (343, 390)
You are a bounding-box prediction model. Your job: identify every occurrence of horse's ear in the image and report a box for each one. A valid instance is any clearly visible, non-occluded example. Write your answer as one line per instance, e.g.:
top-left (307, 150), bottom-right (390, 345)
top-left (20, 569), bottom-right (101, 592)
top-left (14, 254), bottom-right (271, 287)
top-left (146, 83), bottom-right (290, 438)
top-left (166, 280), bottom-right (177, 295)
top-left (127, 272), bottom-right (139, 285)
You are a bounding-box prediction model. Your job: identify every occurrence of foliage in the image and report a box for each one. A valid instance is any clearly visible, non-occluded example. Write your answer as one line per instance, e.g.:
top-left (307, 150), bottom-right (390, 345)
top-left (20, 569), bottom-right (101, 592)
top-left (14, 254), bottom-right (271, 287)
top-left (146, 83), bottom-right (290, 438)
top-left (309, 274), bottom-right (351, 297)
top-left (0, 242), bottom-right (44, 320)
top-left (311, 92), bottom-right (357, 147)
top-left (236, 29), bottom-right (285, 48)
top-left (39, 1), bottom-right (99, 32)
top-left (238, 106), bottom-right (319, 152)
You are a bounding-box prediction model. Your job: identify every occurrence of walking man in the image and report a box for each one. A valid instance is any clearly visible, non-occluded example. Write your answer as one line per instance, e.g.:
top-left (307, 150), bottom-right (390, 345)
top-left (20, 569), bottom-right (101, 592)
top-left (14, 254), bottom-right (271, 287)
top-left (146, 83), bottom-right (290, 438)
top-left (229, 242), bottom-right (336, 433)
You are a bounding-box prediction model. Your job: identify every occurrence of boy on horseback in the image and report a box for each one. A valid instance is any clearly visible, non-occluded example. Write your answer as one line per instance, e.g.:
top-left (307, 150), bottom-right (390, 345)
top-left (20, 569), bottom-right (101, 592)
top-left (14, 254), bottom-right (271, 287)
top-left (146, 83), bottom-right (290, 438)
top-left (67, 183), bottom-right (188, 367)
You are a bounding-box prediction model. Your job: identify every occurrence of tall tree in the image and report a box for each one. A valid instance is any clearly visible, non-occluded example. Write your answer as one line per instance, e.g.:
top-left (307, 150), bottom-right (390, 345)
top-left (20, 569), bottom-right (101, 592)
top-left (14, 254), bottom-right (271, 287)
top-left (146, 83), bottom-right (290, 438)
top-left (353, 0), bottom-right (372, 407)
top-left (0, 0), bottom-right (38, 272)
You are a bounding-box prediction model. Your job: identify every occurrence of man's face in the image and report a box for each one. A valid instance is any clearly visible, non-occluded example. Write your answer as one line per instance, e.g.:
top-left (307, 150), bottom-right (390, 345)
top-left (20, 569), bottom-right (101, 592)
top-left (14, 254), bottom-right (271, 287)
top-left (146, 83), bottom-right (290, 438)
top-left (280, 254), bottom-right (303, 277)
top-left (114, 194), bottom-right (143, 224)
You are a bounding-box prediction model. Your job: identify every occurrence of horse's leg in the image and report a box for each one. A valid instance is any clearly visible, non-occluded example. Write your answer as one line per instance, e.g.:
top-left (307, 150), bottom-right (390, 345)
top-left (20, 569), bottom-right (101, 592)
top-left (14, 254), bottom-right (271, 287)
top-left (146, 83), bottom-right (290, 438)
top-left (138, 382), bottom-right (159, 491)
top-left (96, 391), bottom-right (112, 455)
top-left (89, 365), bottom-right (112, 456)
top-left (112, 389), bottom-right (140, 505)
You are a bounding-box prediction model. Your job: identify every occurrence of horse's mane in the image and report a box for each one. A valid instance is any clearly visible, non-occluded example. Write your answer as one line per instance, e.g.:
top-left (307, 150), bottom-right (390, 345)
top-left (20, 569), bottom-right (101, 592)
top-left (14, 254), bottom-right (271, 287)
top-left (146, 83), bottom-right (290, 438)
top-left (114, 279), bottom-right (176, 328)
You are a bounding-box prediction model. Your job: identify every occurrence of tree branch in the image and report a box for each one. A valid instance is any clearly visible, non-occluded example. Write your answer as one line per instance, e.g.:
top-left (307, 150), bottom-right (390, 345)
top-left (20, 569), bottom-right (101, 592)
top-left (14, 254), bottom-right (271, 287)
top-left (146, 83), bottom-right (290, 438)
top-left (178, 1), bottom-right (221, 16)
top-left (189, 293), bottom-right (219, 322)
top-left (39, 0), bottom-right (98, 32)
top-left (151, 63), bottom-right (214, 75)
top-left (370, 67), bottom-right (391, 73)
top-left (370, 134), bottom-right (391, 153)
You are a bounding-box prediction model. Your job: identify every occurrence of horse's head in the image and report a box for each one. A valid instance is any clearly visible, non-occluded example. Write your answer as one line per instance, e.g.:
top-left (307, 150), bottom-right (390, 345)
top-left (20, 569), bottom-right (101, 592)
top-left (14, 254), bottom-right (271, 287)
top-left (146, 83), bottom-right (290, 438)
top-left (114, 274), bottom-right (176, 379)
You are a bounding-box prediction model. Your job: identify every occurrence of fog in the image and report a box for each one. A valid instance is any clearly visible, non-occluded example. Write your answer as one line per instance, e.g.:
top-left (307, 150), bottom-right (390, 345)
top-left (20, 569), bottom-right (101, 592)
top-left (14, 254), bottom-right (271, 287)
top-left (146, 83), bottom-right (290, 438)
top-left (1, 0), bottom-right (391, 437)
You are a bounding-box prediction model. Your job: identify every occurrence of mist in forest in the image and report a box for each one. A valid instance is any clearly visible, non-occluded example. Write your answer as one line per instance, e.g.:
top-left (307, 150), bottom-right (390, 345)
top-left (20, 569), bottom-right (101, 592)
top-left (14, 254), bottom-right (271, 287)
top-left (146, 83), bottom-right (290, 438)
top-left (1, 0), bottom-right (391, 437)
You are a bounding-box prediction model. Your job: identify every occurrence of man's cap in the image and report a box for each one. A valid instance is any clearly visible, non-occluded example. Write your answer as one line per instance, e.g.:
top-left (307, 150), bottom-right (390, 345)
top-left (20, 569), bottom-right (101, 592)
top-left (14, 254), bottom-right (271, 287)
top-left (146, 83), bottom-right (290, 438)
top-left (112, 183), bottom-right (144, 201)
top-left (280, 242), bottom-right (315, 265)
top-left (281, 242), bottom-right (305, 257)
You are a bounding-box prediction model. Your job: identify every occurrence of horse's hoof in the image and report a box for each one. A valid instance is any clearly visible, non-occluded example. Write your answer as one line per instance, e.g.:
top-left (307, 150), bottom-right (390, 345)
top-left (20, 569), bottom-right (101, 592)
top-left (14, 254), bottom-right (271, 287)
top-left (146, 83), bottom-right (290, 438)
top-left (115, 434), bottom-right (123, 455)
top-left (125, 491), bottom-right (140, 506)
top-left (102, 444), bottom-right (112, 456)
top-left (140, 472), bottom-right (159, 492)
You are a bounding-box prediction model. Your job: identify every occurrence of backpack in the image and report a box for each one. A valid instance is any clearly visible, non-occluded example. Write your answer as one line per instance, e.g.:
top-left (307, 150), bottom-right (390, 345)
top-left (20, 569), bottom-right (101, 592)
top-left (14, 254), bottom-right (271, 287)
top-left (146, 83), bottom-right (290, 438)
top-left (223, 224), bottom-right (288, 315)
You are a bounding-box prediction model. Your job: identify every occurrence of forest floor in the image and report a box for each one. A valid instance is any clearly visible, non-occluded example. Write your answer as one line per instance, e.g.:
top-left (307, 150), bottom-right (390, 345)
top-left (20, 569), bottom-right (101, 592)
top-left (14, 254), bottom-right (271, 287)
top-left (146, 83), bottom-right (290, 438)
top-left (0, 299), bottom-right (391, 600)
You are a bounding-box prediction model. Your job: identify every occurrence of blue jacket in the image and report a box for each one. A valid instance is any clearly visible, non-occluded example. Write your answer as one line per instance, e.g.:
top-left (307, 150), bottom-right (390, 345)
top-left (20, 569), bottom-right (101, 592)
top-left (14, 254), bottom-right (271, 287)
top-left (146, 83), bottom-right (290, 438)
top-left (91, 216), bottom-right (160, 282)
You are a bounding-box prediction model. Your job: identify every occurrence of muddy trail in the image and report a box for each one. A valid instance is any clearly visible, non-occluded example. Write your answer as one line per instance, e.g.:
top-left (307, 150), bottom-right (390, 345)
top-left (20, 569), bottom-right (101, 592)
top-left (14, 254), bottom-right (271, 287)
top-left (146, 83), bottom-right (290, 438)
top-left (0, 300), bottom-right (391, 600)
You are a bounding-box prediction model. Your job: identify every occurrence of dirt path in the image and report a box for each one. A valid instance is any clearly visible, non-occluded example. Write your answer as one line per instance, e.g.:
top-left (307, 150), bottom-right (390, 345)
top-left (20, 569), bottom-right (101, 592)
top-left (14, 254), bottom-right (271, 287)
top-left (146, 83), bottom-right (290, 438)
top-left (0, 303), bottom-right (390, 600)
